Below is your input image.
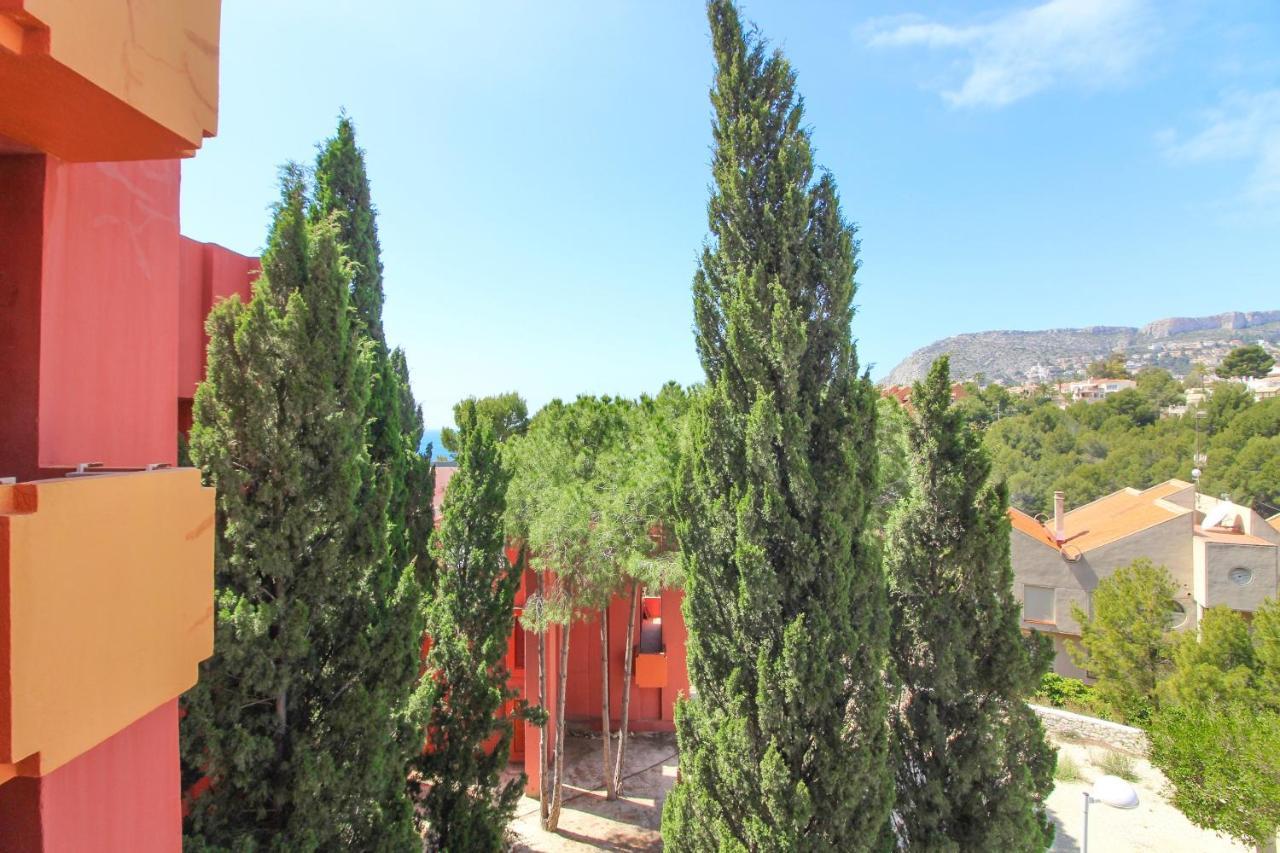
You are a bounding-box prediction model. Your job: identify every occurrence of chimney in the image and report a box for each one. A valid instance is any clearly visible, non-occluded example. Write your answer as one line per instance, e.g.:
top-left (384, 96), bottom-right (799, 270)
top-left (1053, 491), bottom-right (1066, 543)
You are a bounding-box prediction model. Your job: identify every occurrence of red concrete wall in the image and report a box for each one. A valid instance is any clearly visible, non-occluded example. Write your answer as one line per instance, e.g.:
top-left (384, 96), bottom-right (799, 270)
top-left (563, 596), bottom-right (663, 727)
top-left (519, 582), bottom-right (690, 797)
top-left (660, 587), bottom-right (690, 723)
top-left (0, 156), bottom-right (45, 483)
top-left (39, 157), bottom-right (181, 472)
top-left (0, 155), bottom-right (182, 480)
top-left (177, 237), bottom-right (258, 402)
top-left (0, 700), bottom-right (180, 853)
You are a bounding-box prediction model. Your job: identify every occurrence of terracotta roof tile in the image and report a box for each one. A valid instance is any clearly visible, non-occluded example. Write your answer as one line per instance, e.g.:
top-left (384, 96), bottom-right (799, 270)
top-left (1008, 480), bottom-right (1196, 553)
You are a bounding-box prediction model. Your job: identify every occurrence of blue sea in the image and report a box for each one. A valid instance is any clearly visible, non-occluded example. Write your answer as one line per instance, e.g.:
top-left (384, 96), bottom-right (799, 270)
top-left (421, 428), bottom-right (453, 462)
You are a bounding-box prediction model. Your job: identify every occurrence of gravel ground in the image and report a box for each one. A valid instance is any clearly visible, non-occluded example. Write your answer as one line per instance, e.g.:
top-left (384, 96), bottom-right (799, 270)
top-left (508, 731), bottom-right (1260, 852)
top-left (1046, 737), bottom-right (1249, 852)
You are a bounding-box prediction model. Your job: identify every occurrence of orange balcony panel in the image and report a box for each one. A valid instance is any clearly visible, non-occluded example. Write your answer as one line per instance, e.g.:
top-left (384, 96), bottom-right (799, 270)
top-left (635, 651), bottom-right (667, 689)
top-left (0, 0), bottom-right (221, 161)
top-left (0, 468), bottom-right (214, 780)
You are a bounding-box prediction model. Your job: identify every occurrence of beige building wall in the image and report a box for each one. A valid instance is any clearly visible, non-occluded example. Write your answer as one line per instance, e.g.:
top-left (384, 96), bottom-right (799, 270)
top-left (1195, 539), bottom-right (1280, 613)
top-left (1011, 515), bottom-right (1201, 678)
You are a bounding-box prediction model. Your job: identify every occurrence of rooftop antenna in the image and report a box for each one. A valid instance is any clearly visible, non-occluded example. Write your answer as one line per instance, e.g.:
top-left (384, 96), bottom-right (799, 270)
top-left (1191, 410), bottom-right (1208, 485)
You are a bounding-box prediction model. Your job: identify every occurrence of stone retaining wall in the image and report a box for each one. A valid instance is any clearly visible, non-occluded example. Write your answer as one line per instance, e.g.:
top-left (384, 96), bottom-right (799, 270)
top-left (1029, 703), bottom-right (1149, 755)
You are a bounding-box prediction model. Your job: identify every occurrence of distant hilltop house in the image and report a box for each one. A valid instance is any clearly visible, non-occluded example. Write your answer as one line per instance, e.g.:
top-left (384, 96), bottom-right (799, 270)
top-left (1008, 481), bottom-right (1280, 678)
top-left (881, 382), bottom-right (968, 408)
top-left (1059, 377), bottom-right (1137, 403)
top-left (1246, 368), bottom-right (1280, 400)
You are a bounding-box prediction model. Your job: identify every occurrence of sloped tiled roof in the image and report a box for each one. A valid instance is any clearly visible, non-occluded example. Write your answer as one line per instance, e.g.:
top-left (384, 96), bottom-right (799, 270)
top-left (432, 465), bottom-right (457, 520)
top-left (1008, 480), bottom-right (1194, 553)
top-left (1008, 507), bottom-right (1058, 548)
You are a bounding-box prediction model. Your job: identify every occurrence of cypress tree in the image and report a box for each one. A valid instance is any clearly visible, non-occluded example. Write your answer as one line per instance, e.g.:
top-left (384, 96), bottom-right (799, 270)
top-left (182, 167), bottom-right (386, 848)
top-left (886, 357), bottom-right (1056, 852)
top-left (413, 398), bottom-right (528, 850)
top-left (314, 114), bottom-right (434, 584)
top-left (312, 116), bottom-right (435, 846)
top-left (662, 2), bottom-right (892, 847)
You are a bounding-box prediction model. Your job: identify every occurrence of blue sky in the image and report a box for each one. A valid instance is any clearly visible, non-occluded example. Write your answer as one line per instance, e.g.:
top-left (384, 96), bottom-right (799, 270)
top-left (181, 0), bottom-right (1280, 428)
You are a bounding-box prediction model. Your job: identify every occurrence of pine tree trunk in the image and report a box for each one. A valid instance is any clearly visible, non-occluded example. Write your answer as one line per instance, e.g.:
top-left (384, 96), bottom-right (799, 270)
top-left (601, 607), bottom-right (616, 800)
top-left (546, 624), bottom-right (571, 831)
top-left (537, 574), bottom-right (550, 826)
top-left (612, 581), bottom-right (639, 795)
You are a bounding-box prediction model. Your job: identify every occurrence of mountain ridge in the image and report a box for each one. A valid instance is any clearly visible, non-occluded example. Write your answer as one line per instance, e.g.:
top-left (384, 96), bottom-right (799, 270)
top-left (881, 310), bottom-right (1280, 387)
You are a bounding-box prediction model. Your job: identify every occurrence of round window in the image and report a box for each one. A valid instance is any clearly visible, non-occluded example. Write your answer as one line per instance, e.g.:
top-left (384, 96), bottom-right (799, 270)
top-left (1229, 567), bottom-right (1254, 586)
top-left (1165, 600), bottom-right (1188, 629)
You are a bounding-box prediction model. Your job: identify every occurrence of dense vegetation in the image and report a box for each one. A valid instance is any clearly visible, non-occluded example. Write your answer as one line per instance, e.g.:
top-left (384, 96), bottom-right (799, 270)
top-left (413, 397), bottom-right (528, 851)
top-left (887, 358), bottom-right (1055, 850)
top-left (183, 120), bottom-right (434, 851)
top-left (1063, 563), bottom-right (1280, 849)
top-left (504, 389), bottom-right (685, 831)
top-left (183, 165), bottom-right (420, 849)
top-left (959, 370), bottom-right (1280, 517)
top-left (663, 1), bottom-right (892, 847)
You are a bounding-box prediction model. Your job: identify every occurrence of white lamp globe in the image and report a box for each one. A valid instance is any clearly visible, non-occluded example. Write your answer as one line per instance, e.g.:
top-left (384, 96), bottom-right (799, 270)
top-left (1091, 775), bottom-right (1139, 810)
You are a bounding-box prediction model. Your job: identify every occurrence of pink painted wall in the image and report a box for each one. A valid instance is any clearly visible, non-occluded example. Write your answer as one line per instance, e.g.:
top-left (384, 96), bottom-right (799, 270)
top-left (38, 158), bottom-right (181, 473)
top-left (177, 237), bottom-right (259, 403)
top-left (0, 700), bottom-right (180, 853)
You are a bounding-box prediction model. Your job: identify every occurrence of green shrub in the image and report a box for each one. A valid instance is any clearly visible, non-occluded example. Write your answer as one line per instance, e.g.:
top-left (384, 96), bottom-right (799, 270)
top-left (1054, 753), bottom-right (1084, 783)
top-left (1094, 750), bottom-right (1139, 782)
top-left (1035, 673), bottom-right (1094, 707)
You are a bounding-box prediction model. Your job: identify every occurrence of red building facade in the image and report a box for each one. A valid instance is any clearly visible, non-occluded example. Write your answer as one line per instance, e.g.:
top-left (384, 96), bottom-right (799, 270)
top-left (0, 2), bottom-right (247, 849)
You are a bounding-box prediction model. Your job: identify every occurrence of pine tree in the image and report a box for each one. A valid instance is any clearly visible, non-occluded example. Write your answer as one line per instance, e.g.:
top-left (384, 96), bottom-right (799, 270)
top-left (312, 116), bottom-right (435, 846)
top-left (887, 357), bottom-right (1056, 852)
top-left (1148, 600), bottom-right (1280, 852)
top-left (661, 2), bottom-right (892, 847)
top-left (182, 167), bottom-right (393, 848)
top-left (504, 395), bottom-right (630, 830)
top-left (1069, 558), bottom-right (1178, 722)
top-left (413, 398), bottom-right (527, 851)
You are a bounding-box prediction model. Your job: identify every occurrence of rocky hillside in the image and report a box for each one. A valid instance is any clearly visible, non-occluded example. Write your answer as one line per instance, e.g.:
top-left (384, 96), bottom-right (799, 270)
top-left (881, 310), bottom-right (1280, 387)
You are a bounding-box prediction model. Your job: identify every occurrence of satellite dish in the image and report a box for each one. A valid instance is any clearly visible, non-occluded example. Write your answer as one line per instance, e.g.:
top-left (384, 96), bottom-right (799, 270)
top-left (1091, 775), bottom-right (1139, 810)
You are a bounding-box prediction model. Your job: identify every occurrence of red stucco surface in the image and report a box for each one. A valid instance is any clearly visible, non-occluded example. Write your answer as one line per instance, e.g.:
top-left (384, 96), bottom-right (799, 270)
top-left (0, 701), bottom-right (180, 853)
top-left (39, 157), bottom-right (181, 473)
top-left (520, 578), bottom-right (690, 796)
top-left (177, 237), bottom-right (259, 401)
top-left (0, 155), bottom-right (183, 480)
top-left (0, 156), bottom-right (44, 483)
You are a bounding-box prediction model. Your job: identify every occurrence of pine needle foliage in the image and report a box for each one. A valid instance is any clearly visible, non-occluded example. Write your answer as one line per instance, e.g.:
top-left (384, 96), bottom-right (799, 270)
top-left (886, 356), bottom-right (1056, 852)
top-left (661, 2), bottom-right (892, 848)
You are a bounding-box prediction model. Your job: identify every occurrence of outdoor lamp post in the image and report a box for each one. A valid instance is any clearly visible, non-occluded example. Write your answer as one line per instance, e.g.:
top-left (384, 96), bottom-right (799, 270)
top-left (1082, 774), bottom-right (1140, 852)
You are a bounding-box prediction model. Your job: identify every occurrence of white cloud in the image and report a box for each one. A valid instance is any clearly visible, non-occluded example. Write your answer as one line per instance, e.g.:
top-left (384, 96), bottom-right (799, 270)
top-left (865, 0), bottom-right (1154, 108)
top-left (1163, 90), bottom-right (1280, 201)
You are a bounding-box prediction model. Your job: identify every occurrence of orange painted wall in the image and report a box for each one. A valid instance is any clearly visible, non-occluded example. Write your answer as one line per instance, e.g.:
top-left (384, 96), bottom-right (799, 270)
top-left (0, 469), bottom-right (214, 780)
top-left (0, 0), bottom-right (220, 161)
top-left (0, 701), bottom-right (181, 853)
